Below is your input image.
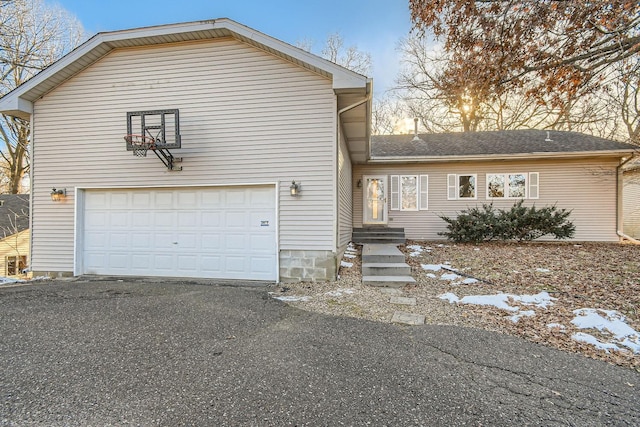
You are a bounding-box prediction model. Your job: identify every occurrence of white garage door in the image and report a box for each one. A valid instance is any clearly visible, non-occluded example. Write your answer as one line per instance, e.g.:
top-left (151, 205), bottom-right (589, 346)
top-left (81, 186), bottom-right (277, 280)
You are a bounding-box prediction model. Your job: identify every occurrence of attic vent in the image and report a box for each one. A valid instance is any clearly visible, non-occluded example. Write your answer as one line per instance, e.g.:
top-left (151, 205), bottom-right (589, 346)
top-left (545, 131), bottom-right (553, 142)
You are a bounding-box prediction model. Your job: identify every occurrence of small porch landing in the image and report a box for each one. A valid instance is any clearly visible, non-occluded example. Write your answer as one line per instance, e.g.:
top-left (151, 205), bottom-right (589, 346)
top-left (352, 227), bottom-right (406, 244)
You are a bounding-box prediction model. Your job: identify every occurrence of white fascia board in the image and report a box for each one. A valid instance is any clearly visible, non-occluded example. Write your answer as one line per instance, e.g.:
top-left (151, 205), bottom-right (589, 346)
top-left (368, 150), bottom-right (638, 163)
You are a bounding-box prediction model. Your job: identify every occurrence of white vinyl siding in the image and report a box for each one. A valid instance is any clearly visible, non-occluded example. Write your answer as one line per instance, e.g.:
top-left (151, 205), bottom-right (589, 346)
top-left (31, 38), bottom-right (337, 273)
top-left (337, 126), bottom-right (352, 248)
top-left (354, 158), bottom-right (621, 242)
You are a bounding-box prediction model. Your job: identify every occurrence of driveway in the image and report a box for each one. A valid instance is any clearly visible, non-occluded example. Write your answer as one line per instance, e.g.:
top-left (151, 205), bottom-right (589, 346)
top-left (1, 278), bottom-right (638, 426)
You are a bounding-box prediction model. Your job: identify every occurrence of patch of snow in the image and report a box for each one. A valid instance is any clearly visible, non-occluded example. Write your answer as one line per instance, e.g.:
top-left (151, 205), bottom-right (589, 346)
top-left (456, 293), bottom-right (520, 312)
top-left (547, 323), bottom-right (566, 330)
top-left (473, 247), bottom-right (480, 251)
top-left (272, 295), bottom-right (311, 302)
top-left (571, 308), bottom-right (640, 353)
top-left (440, 273), bottom-right (460, 281)
top-left (519, 292), bottom-right (556, 308)
top-left (510, 310), bottom-right (536, 323)
top-left (426, 273), bottom-right (437, 279)
top-left (340, 261), bottom-right (353, 268)
top-left (0, 277), bottom-right (26, 284)
top-left (343, 254), bottom-right (357, 259)
top-left (572, 332), bottom-right (621, 353)
top-left (462, 278), bottom-right (478, 284)
top-left (421, 264), bottom-right (443, 272)
top-left (325, 288), bottom-right (356, 297)
top-left (535, 268), bottom-right (550, 273)
top-left (439, 293), bottom-right (459, 304)
top-left (438, 291), bottom-right (556, 314)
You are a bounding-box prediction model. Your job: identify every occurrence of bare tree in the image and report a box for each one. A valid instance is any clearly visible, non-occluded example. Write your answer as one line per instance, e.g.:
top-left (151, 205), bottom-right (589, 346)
top-left (0, 0), bottom-right (84, 193)
top-left (296, 32), bottom-right (371, 75)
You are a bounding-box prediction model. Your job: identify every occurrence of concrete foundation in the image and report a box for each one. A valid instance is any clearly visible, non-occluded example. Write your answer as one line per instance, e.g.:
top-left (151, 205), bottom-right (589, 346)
top-left (279, 250), bottom-right (338, 282)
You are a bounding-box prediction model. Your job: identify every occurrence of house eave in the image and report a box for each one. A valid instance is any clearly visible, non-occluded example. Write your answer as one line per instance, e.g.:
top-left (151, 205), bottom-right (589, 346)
top-left (368, 149), bottom-right (637, 164)
top-left (0, 18), bottom-right (368, 118)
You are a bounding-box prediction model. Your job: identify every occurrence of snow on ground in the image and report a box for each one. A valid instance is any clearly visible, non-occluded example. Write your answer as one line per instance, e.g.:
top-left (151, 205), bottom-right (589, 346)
top-left (571, 308), bottom-right (640, 354)
top-left (439, 291), bottom-right (556, 315)
top-left (0, 277), bottom-right (26, 285)
top-left (407, 244), bottom-right (432, 257)
top-left (271, 295), bottom-right (311, 302)
top-left (440, 289), bottom-right (639, 354)
top-left (325, 288), bottom-right (356, 297)
top-left (340, 261), bottom-right (353, 268)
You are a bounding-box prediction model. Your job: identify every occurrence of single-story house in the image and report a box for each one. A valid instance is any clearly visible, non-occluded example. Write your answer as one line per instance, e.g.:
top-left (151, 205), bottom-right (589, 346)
top-left (0, 194), bottom-right (30, 277)
top-left (0, 19), bottom-right (636, 282)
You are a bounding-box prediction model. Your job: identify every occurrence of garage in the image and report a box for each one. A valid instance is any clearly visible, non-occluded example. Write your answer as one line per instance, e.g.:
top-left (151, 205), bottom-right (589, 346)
top-left (79, 186), bottom-right (277, 280)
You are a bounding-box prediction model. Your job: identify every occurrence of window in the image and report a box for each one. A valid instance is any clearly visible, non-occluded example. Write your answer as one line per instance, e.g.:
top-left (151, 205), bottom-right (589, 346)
top-left (390, 175), bottom-right (429, 211)
top-left (486, 173), bottom-right (539, 199)
top-left (447, 174), bottom-right (477, 200)
top-left (6, 255), bottom-right (27, 276)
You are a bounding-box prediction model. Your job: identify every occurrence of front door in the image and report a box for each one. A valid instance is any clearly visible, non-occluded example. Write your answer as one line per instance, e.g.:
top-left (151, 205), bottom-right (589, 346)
top-left (363, 175), bottom-right (388, 225)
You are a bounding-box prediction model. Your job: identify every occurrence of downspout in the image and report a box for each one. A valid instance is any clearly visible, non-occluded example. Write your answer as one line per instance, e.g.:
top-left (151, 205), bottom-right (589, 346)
top-left (334, 81), bottom-right (372, 269)
top-left (616, 153), bottom-right (639, 243)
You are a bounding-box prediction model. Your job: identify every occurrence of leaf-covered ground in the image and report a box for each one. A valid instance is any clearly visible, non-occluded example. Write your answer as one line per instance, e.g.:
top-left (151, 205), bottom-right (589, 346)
top-left (402, 241), bottom-right (640, 370)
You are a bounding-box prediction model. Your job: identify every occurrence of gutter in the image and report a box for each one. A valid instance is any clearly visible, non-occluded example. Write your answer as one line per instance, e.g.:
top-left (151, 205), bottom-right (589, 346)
top-left (617, 231), bottom-right (640, 245)
top-left (369, 149), bottom-right (638, 163)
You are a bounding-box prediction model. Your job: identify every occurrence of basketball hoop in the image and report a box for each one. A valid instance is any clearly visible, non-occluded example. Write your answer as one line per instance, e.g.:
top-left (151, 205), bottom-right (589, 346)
top-left (124, 134), bottom-right (155, 157)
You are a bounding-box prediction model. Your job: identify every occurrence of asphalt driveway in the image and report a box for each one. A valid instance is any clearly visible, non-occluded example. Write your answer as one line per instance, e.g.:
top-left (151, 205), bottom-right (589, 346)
top-left (1, 278), bottom-right (638, 426)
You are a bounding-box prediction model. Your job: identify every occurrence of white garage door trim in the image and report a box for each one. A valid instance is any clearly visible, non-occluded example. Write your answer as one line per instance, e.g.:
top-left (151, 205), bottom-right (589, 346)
top-left (74, 184), bottom-right (278, 281)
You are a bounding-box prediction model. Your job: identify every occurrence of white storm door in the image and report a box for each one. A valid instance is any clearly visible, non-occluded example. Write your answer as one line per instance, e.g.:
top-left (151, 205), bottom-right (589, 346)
top-left (363, 175), bottom-right (388, 225)
top-left (81, 186), bottom-right (277, 280)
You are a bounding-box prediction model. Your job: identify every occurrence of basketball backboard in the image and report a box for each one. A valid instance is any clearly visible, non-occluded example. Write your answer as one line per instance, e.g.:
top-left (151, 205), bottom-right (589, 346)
top-left (126, 109), bottom-right (181, 151)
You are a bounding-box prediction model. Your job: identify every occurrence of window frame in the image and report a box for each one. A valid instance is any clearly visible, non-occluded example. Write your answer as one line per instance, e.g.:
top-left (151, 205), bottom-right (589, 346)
top-left (486, 172), bottom-right (539, 199)
top-left (6, 255), bottom-right (27, 276)
top-left (447, 174), bottom-right (478, 200)
top-left (390, 174), bottom-right (429, 211)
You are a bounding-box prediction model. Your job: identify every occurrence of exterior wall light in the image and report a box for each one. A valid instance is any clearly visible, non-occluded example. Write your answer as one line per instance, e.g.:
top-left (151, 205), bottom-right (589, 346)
top-left (51, 188), bottom-right (66, 202)
top-left (290, 181), bottom-right (300, 196)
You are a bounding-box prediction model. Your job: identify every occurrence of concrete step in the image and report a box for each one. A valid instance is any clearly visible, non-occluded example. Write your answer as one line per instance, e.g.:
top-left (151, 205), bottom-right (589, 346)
top-left (362, 275), bottom-right (416, 288)
top-left (352, 227), bottom-right (406, 245)
top-left (353, 227), bottom-right (405, 233)
top-left (362, 244), bottom-right (405, 263)
top-left (354, 237), bottom-right (406, 244)
top-left (362, 262), bottom-right (411, 276)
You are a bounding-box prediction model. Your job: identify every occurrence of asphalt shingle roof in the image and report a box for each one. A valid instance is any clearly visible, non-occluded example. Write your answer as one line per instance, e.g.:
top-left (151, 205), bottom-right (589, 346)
top-left (371, 130), bottom-right (637, 158)
top-left (0, 194), bottom-right (29, 237)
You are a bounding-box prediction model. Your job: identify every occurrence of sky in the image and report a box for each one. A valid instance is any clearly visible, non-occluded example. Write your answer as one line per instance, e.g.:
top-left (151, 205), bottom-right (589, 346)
top-left (53, 0), bottom-right (414, 96)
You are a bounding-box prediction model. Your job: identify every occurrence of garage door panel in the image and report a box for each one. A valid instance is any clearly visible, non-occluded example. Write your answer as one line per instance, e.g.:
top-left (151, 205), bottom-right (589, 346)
top-left (82, 186), bottom-right (277, 280)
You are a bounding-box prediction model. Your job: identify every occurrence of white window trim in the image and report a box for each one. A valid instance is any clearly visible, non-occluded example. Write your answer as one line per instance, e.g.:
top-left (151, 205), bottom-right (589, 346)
top-left (485, 172), bottom-right (540, 200)
top-left (390, 174), bottom-right (429, 211)
top-left (447, 174), bottom-right (478, 200)
top-left (486, 172), bottom-right (529, 199)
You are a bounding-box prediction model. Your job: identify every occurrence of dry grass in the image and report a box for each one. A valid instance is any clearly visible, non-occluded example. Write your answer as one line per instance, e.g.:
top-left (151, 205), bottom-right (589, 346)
top-left (274, 241), bottom-right (640, 371)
